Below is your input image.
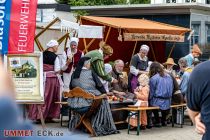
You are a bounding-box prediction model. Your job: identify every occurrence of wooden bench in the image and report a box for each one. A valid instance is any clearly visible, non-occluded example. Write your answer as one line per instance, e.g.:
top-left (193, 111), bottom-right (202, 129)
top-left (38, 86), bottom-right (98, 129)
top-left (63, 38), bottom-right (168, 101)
top-left (55, 101), bottom-right (68, 105)
top-left (170, 104), bottom-right (187, 128)
top-left (122, 104), bottom-right (187, 135)
top-left (122, 106), bottom-right (159, 135)
top-left (55, 101), bottom-right (69, 126)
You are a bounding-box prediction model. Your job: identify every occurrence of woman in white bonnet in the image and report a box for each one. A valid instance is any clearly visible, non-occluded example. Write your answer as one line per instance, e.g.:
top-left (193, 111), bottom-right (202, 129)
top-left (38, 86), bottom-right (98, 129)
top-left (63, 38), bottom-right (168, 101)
top-left (129, 44), bottom-right (150, 93)
top-left (28, 40), bottom-right (61, 123)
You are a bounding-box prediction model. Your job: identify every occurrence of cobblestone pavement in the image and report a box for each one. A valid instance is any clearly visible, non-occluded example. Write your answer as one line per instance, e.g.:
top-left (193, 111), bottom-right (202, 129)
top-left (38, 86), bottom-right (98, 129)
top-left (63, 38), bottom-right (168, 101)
top-left (34, 120), bottom-right (202, 140)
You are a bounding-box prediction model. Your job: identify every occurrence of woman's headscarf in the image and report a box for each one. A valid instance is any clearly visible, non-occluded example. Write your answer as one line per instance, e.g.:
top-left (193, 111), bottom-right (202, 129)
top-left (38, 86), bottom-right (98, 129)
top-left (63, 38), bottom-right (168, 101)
top-left (73, 57), bottom-right (91, 79)
top-left (46, 40), bottom-right (58, 49)
top-left (104, 63), bottom-right (112, 74)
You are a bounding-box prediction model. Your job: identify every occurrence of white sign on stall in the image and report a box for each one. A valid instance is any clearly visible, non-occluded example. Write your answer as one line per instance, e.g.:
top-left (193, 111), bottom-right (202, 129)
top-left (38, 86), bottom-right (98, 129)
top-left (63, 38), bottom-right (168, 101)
top-left (78, 25), bottom-right (103, 39)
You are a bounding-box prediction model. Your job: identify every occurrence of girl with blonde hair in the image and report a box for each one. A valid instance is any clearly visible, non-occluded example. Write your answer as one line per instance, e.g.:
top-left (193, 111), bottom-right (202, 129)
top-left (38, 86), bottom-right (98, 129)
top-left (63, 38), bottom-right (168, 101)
top-left (129, 74), bottom-right (150, 130)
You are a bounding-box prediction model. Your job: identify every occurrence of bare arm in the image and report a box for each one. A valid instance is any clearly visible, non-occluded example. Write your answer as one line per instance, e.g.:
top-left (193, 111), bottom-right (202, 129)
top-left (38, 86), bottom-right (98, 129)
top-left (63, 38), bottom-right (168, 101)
top-left (130, 66), bottom-right (148, 76)
top-left (187, 107), bottom-right (199, 124)
top-left (187, 108), bottom-right (206, 135)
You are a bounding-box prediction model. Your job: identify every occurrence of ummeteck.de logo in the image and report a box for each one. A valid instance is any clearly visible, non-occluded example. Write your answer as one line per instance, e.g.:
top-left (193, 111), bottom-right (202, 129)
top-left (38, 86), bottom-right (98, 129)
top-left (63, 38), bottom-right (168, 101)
top-left (4, 130), bottom-right (33, 137)
top-left (4, 130), bottom-right (64, 137)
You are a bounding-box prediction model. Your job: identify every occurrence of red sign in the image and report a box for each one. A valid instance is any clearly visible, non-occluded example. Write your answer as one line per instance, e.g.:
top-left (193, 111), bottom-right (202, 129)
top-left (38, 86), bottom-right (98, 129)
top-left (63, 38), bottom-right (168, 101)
top-left (8, 0), bottom-right (37, 54)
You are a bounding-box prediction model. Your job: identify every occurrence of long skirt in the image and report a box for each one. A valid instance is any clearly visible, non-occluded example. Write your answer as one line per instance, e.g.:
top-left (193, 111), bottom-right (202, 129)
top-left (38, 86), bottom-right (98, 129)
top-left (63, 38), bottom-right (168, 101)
top-left (69, 99), bottom-right (119, 136)
top-left (28, 76), bottom-right (60, 120)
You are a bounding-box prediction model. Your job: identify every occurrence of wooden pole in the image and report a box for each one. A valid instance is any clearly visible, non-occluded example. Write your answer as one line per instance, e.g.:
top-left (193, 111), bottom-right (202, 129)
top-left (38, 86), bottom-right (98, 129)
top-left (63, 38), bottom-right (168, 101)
top-left (80, 17), bottom-right (88, 53)
top-left (168, 42), bottom-right (176, 58)
top-left (35, 38), bottom-right (44, 51)
top-left (35, 17), bottom-right (60, 39)
top-left (129, 41), bottom-right (138, 65)
top-left (64, 35), bottom-right (69, 51)
top-left (149, 41), bottom-right (156, 61)
top-left (38, 105), bottom-right (46, 128)
top-left (83, 38), bottom-right (96, 52)
top-left (83, 39), bottom-right (88, 53)
top-left (105, 26), bottom-right (111, 43)
top-left (57, 33), bottom-right (69, 44)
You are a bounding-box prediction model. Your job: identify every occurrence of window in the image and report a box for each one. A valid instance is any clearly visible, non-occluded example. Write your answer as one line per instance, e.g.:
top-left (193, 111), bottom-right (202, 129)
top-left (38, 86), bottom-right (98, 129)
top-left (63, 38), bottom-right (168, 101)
top-left (36, 9), bottom-right (42, 22)
top-left (166, 0), bottom-right (176, 3)
top-left (36, 9), bottom-right (56, 23)
top-left (205, 24), bottom-right (210, 47)
top-left (191, 24), bottom-right (201, 45)
top-left (207, 0), bottom-right (210, 4)
top-left (185, 0), bottom-right (196, 2)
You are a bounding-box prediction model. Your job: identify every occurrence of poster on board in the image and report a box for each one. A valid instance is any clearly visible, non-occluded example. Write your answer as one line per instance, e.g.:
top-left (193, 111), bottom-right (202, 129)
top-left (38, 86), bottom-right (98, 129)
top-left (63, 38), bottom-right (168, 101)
top-left (4, 52), bottom-right (44, 103)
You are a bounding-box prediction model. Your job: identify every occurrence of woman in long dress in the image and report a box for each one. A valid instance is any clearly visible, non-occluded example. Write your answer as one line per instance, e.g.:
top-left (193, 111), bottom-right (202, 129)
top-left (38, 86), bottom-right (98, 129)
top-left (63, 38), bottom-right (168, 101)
top-left (129, 44), bottom-right (150, 92)
top-left (68, 57), bottom-right (118, 136)
top-left (28, 40), bottom-right (61, 123)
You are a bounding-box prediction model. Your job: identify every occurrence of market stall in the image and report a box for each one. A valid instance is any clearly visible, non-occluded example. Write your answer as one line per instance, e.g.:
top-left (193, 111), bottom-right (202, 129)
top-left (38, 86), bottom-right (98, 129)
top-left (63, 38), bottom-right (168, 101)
top-left (79, 16), bottom-right (191, 64)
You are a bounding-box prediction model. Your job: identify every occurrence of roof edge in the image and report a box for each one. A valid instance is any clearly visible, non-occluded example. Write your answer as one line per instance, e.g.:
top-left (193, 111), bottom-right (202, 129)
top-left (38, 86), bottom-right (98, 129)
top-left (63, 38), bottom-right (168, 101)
top-left (71, 3), bottom-right (210, 11)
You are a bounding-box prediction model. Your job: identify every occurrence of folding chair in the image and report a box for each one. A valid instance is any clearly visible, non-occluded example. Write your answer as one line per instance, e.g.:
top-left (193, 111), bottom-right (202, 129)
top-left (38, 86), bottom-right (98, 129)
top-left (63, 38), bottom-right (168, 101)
top-left (64, 87), bottom-right (106, 136)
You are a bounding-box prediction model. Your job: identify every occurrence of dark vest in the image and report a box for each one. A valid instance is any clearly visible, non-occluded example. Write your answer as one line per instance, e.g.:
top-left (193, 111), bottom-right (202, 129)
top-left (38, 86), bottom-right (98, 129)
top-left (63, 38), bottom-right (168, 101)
top-left (43, 51), bottom-right (57, 65)
top-left (137, 59), bottom-right (148, 71)
top-left (133, 55), bottom-right (148, 71)
top-left (64, 50), bottom-right (82, 73)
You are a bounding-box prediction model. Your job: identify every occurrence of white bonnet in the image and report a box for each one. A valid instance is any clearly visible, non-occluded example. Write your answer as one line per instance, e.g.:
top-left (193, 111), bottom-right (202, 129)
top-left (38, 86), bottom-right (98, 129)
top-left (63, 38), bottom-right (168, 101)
top-left (47, 40), bottom-right (58, 48)
top-left (140, 44), bottom-right (149, 52)
top-left (69, 37), bottom-right (79, 47)
top-left (104, 63), bottom-right (112, 74)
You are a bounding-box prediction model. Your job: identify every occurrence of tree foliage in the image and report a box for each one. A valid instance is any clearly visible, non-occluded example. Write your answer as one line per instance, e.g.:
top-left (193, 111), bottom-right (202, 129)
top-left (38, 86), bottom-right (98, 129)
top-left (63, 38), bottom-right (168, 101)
top-left (56, 0), bottom-right (150, 6)
top-left (55, 0), bottom-right (68, 4)
top-left (56, 0), bottom-right (150, 21)
top-left (130, 0), bottom-right (150, 4)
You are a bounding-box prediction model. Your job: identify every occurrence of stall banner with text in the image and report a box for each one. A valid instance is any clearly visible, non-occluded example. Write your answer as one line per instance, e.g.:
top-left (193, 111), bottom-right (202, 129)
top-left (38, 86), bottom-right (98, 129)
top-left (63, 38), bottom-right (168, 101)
top-left (0, 0), bottom-right (37, 54)
top-left (123, 33), bottom-right (185, 42)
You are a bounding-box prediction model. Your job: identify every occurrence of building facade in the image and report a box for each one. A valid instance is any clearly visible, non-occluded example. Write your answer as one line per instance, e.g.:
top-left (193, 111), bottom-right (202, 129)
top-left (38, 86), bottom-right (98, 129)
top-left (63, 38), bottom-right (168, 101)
top-left (36, 1), bottom-right (77, 53)
top-left (71, 3), bottom-right (210, 61)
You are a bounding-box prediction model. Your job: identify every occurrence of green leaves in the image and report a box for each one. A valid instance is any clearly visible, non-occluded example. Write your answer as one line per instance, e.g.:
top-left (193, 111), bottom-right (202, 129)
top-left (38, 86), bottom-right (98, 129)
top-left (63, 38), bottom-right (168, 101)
top-left (55, 0), bottom-right (69, 4)
top-left (130, 0), bottom-right (150, 4)
top-left (56, 0), bottom-right (150, 21)
top-left (56, 0), bottom-right (150, 6)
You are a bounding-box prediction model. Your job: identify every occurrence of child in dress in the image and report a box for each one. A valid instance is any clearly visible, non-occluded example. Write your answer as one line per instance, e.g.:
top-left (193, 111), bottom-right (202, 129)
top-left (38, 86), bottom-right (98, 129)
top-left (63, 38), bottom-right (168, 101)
top-left (129, 74), bottom-right (150, 130)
